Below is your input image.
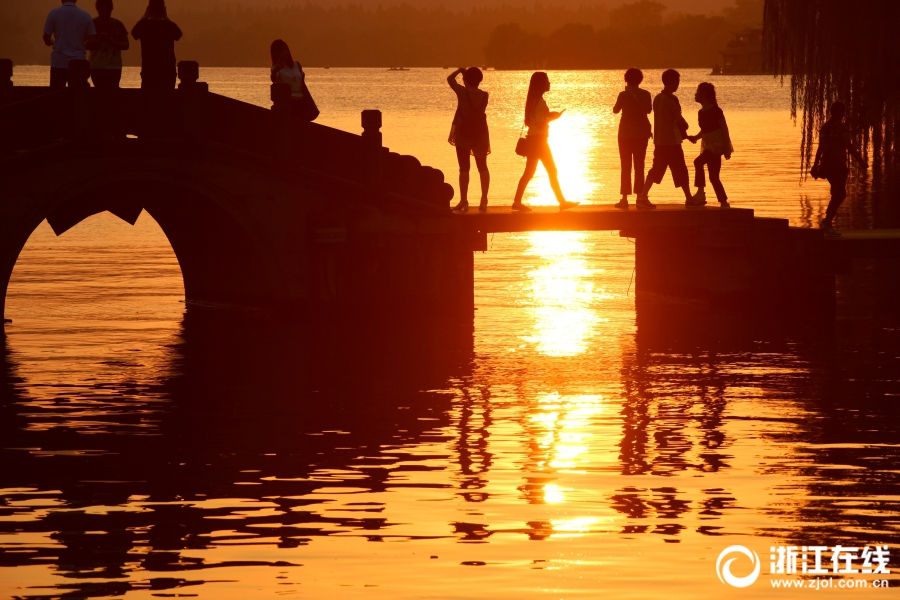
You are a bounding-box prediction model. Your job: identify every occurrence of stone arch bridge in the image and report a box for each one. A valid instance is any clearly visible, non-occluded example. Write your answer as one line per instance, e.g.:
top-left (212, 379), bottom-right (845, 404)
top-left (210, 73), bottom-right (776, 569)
top-left (0, 71), bottom-right (476, 330)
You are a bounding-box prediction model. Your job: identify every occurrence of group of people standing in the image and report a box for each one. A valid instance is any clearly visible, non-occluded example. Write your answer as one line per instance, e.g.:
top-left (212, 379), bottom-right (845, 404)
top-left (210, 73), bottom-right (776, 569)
top-left (40, 4), bottom-right (863, 230)
top-left (449, 66), bottom-right (863, 232)
top-left (447, 66), bottom-right (732, 213)
top-left (43, 0), bottom-right (181, 90)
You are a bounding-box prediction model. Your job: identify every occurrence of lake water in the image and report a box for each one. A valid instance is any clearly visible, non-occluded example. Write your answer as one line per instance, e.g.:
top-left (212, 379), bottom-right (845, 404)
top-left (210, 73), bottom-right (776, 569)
top-left (1, 67), bottom-right (897, 598)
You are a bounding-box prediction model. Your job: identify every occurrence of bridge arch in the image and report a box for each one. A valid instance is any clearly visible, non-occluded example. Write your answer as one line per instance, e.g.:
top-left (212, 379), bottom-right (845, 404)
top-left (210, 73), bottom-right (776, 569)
top-left (0, 145), bottom-right (304, 324)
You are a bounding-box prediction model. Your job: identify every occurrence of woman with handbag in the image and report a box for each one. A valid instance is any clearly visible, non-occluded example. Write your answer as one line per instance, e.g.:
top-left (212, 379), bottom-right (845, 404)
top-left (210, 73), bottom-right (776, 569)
top-left (447, 67), bottom-right (490, 212)
top-left (511, 72), bottom-right (578, 212)
top-left (270, 39), bottom-right (319, 121)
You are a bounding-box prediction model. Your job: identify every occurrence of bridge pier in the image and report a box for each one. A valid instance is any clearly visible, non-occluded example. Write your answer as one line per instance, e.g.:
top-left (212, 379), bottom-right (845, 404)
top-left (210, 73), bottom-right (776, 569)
top-left (630, 218), bottom-right (834, 319)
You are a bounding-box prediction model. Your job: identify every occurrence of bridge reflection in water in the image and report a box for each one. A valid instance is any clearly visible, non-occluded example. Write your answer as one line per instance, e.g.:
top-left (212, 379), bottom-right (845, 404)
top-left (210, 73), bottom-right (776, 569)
top-left (1, 297), bottom-right (898, 597)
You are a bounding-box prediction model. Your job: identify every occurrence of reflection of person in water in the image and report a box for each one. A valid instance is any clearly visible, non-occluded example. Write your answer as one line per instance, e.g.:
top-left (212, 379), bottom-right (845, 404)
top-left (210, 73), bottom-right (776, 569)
top-left (448, 67), bottom-right (491, 213)
top-left (512, 72), bottom-right (578, 212)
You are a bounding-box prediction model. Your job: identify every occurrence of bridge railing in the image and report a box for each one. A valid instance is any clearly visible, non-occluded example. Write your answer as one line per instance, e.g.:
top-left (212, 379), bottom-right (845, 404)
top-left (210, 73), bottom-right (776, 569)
top-left (0, 60), bottom-right (453, 215)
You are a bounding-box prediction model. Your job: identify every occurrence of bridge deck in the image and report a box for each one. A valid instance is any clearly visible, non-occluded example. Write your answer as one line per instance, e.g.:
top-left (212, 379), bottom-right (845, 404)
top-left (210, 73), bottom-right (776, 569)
top-left (454, 205), bottom-right (900, 259)
top-left (455, 204), bottom-right (758, 233)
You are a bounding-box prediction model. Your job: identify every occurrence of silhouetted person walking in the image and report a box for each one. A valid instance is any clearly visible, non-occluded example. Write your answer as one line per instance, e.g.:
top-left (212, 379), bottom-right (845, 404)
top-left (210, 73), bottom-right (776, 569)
top-left (612, 68), bottom-right (652, 209)
top-left (270, 39), bottom-right (319, 121)
top-left (43, 0), bottom-right (95, 89)
top-left (448, 67), bottom-right (490, 212)
top-left (512, 72), bottom-right (578, 212)
top-left (687, 82), bottom-right (732, 208)
top-left (131, 0), bottom-right (182, 91)
top-left (87, 0), bottom-right (129, 89)
top-left (641, 69), bottom-right (692, 208)
top-left (813, 101), bottom-right (867, 236)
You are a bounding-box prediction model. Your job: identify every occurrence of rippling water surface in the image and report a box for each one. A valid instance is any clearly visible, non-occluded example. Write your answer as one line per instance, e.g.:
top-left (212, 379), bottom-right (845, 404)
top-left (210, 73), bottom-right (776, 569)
top-left (1, 67), bottom-right (898, 598)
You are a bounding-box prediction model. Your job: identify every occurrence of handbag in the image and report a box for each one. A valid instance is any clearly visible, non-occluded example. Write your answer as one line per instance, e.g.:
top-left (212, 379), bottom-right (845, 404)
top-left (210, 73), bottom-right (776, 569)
top-left (810, 155), bottom-right (827, 180)
top-left (299, 75), bottom-right (319, 122)
top-left (448, 108), bottom-right (460, 145)
top-left (514, 124), bottom-right (529, 157)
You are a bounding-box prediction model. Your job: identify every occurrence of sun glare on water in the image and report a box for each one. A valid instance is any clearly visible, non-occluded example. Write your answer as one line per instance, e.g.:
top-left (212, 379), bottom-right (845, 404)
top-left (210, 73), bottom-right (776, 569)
top-left (524, 231), bottom-right (611, 357)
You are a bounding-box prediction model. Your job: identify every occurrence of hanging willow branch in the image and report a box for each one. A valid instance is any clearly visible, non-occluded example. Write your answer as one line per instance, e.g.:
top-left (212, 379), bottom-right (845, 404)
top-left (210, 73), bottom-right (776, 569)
top-left (763, 0), bottom-right (899, 193)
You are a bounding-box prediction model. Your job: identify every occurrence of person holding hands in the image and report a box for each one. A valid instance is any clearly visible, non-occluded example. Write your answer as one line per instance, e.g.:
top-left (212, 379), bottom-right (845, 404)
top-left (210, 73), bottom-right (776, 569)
top-left (686, 82), bottom-right (733, 208)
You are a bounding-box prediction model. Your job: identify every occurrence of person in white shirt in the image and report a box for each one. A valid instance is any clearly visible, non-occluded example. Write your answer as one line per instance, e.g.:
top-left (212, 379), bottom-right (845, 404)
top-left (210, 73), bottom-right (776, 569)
top-left (43, 0), bottom-right (96, 89)
top-left (270, 39), bottom-right (319, 121)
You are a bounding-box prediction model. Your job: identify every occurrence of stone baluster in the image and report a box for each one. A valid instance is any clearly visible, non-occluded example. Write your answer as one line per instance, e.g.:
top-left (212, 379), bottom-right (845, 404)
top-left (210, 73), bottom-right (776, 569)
top-left (0, 59), bottom-right (12, 91)
top-left (361, 110), bottom-right (385, 190)
top-left (67, 59), bottom-right (91, 89)
top-left (361, 109), bottom-right (382, 148)
top-left (177, 60), bottom-right (207, 92)
top-left (270, 82), bottom-right (292, 114)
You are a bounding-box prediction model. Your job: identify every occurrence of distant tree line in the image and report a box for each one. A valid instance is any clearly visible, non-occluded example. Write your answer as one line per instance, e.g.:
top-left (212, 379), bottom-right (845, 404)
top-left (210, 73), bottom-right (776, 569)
top-left (485, 1), bottom-right (763, 69)
top-left (1, 1), bottom-right (761, 69)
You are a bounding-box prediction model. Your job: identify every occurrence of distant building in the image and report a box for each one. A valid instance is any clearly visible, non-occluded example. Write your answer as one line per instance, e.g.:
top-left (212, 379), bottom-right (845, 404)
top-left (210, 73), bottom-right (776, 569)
top-left (714, 29), bottom-right (764, 75)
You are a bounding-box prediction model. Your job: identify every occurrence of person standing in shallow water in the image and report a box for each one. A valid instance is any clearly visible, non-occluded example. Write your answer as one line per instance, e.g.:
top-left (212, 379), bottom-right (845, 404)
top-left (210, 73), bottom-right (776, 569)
top-left (131, 0), bottom-right (182, 91)
top-left (686, 82), bottom-right (733, 208)
top-left (813, 101), bottom-right (867, 236)
top-left (87, 0), bottom-right (129, 89)
top-left (640, 69), bottom-right (692, 209)
top-left (447, 67), bottom-right (490, 213)
top-left (612, 68), bottom-right (652, 209)
top-left (512, 72), bottom-right (578, 212)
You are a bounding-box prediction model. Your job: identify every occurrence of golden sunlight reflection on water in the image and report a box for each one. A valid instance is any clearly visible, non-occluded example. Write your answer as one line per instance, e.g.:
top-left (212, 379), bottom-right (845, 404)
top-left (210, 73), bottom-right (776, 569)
top-left (524, 232), bottom-right (609, 357)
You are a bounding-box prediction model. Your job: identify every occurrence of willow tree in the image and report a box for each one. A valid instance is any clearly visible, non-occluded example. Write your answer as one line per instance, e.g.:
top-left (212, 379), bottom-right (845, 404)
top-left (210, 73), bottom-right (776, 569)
top-left (763, 0), bottom-right (899, 214)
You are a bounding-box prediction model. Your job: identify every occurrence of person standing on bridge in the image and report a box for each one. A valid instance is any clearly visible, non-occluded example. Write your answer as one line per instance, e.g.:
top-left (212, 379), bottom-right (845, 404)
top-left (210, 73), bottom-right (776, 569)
top-left (812, 101), bottom-right (867, 236)
top-left (131, 0), bottom-right (182, 91)
top-left (640, 69), bottom-right (693, 209)
top-left (447, 67), bottom-right (491, 213)
top-left (612, 68), bottom-right (652, 210)
top-left (86, 0), bottom-right (129, 89)
top-left (686, 82), bottom-right (732, 208)
top-left (511, 72), bottom-right (578, 212)
top-left (43, 0), bottom-right (96, 89)
top-left (270, 40), bottom-right (319, 121)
